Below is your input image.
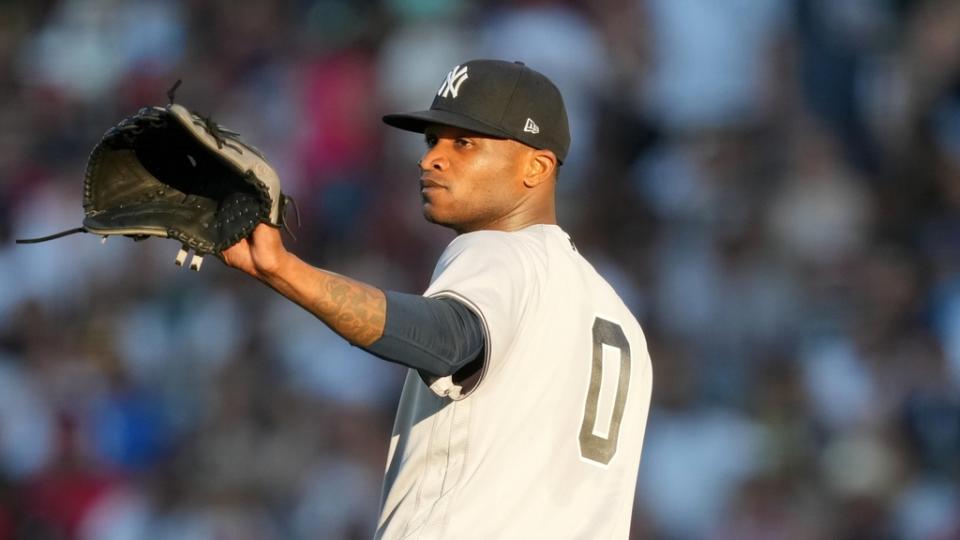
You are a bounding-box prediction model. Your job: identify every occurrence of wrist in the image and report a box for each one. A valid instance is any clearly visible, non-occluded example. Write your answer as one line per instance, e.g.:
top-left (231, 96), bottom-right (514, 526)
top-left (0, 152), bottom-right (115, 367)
top-left (257, 246), bottom-right (292, 283)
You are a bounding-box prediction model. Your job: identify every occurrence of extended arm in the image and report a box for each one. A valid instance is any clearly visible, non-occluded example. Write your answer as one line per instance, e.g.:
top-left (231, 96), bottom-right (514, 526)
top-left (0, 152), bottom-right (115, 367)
top-left (223, 223), bottom-right (386, 346)
top-left (222, 224), bottom-right (484, 377)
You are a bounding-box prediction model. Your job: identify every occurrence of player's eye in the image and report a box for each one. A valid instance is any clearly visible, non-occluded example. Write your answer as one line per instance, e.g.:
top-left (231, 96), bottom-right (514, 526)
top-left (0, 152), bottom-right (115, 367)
top-left (454, 138), bottom-right (472, 148)
top-left (424, 134), bottom-right (438, 147)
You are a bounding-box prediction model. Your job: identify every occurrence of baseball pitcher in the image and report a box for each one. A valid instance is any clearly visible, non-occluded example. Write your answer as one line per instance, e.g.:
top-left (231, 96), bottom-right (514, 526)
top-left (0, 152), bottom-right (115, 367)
top-left (222, 59), bottom-right (653, 539)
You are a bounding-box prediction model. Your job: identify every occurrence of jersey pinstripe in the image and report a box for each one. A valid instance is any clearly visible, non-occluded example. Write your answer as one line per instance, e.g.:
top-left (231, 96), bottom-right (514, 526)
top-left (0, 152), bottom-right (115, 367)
top-left (375, 224), bottom-right (653, 539)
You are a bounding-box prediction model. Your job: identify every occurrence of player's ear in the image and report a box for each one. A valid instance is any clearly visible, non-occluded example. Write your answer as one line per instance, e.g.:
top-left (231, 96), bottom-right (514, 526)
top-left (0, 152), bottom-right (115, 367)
top-left (522, 149), bottom-right (557, 188)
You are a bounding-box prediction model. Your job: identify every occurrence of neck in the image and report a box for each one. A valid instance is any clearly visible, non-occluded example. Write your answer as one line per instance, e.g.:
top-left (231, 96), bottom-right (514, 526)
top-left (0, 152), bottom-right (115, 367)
top-left (457, 195), bottom-right (557, 235)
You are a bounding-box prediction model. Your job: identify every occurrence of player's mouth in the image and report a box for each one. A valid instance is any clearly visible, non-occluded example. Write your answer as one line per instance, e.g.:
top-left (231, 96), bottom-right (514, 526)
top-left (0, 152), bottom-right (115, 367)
top-left (420, 177), bottom-right (445, 194)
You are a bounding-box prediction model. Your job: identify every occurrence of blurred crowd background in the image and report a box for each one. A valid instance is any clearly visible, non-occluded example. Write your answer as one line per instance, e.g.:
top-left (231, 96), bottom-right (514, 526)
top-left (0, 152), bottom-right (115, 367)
top-left (1, 0), bottom-right (959, 538)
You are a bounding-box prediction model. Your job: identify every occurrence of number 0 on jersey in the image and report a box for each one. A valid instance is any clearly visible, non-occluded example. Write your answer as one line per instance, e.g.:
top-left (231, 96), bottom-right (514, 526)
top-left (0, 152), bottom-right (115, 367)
top-left (579, 317), bottom-right (631, 465)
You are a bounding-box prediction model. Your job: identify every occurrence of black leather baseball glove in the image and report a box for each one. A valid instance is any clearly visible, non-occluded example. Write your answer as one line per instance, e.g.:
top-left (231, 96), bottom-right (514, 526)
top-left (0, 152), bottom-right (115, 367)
top-left (17, 92), bottom-right (293, 271)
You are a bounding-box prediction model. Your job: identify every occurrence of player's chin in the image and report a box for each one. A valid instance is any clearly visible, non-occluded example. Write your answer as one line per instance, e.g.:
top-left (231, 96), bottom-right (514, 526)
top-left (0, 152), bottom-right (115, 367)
top-left (422, 203), bottom-right (458, 230)
top-left (422, 203), bottom-right (445, 225)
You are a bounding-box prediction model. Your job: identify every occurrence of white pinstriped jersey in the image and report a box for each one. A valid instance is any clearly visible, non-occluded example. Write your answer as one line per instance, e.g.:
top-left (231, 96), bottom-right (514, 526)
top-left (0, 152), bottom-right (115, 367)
top-left (375, 224), bottom-right (653, 539)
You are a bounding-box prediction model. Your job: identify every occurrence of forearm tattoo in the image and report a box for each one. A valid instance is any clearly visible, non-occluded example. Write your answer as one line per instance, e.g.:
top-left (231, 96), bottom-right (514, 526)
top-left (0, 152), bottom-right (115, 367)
top-left (320, 276), bottom-right (386, 346)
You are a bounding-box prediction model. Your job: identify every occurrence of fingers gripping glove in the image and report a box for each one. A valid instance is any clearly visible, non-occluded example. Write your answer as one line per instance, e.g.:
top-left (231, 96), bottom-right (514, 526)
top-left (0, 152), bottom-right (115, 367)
top-left (16, 100), bottom-right (293, 271)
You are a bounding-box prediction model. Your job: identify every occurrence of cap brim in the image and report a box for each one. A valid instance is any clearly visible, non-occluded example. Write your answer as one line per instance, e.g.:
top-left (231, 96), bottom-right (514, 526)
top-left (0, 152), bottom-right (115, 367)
top-left (382, 109), bottom-right (512, 140)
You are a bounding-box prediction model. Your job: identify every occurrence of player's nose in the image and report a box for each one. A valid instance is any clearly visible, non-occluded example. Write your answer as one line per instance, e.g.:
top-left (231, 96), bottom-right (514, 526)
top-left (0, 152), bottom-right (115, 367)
top-left (419, 147), bottom-right (448, 172)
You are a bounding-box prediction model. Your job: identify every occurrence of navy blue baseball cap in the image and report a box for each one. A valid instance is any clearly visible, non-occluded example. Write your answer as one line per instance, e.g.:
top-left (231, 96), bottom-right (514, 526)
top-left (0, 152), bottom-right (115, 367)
top-left (383, 59), bottom-right (570, 163)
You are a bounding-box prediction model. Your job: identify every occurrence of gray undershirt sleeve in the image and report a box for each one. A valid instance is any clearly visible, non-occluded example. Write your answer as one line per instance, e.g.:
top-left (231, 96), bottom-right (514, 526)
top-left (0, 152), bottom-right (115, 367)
top-left (363, 291), bottom-right (485, 379)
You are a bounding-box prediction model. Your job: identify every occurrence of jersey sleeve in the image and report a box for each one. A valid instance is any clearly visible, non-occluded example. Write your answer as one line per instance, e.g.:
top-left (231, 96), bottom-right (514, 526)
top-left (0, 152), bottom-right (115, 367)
top-left (421, 230), bottom-right (539, 400)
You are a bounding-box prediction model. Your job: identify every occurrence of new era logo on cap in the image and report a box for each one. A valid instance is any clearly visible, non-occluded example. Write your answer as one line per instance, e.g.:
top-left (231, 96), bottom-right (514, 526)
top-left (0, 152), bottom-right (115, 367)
top-left (382, 59), bottom-right (571, 163)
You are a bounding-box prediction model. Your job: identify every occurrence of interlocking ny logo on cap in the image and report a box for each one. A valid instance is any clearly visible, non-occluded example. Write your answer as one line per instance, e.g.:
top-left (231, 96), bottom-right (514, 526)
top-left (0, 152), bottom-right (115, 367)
top-left (437, 65), bottom-right (469, 99)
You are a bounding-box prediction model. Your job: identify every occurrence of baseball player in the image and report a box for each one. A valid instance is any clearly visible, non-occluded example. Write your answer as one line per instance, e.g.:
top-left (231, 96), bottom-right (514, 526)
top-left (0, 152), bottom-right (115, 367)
top-left (222, 59), bottom-right (653, 539)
